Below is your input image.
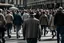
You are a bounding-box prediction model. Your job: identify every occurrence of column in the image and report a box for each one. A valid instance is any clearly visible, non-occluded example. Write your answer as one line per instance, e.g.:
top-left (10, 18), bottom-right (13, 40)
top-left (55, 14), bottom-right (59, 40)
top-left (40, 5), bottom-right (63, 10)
top-left (20, 0), bottom-right (21, 5)
top-left (8, 0), bottom-right (9, 3)
top-left (14, 0), bottom-right (16, 5)
top-left (23, 0), bottom-right (27, 8)
top-left (16, 0), bottom-right (18, 7)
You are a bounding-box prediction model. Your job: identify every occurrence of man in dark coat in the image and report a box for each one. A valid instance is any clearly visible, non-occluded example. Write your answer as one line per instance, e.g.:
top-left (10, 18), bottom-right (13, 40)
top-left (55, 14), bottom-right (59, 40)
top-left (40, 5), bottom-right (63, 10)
top-left (23, 12), bottom-right (40, 43)
top-left (13, 11), bottom-right (23, 38)
top-left (54, 7), bottom-right (64, 43)
top-left (0, 10), bottom-right (6, 43)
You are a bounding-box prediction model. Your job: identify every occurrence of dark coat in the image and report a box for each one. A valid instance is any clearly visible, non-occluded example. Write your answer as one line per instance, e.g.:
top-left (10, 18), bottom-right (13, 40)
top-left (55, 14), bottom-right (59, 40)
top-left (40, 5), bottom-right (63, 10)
top-left (13, 14), bottom-right (23, 25)
top-left (39, 14), bottom-right (48, 25)
top-left (23, 18), bottom-right (40, 39)
top-left (54, 11), bottom-right (64, 26)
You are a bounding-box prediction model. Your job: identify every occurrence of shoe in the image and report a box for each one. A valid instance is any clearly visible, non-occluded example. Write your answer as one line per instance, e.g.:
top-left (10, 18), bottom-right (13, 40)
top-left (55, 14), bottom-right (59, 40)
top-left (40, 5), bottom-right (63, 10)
top-left (17, 35), bottom-right (20, 38)
top-left (8, 35), bottom-right (11, 38)
top-left (39, 39), bottom-right (41, 41)
top-left (52, 35), bottom-right (55, 38)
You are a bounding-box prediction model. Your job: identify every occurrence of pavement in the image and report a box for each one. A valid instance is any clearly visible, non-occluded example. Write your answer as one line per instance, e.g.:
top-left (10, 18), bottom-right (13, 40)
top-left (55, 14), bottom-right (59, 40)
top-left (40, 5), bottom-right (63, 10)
top-left (5, 27), bottom-right (59, 43)
top-left (5, 28), bottom-right (57, 40)
top-left (5, 40), bottom-right (57, 43)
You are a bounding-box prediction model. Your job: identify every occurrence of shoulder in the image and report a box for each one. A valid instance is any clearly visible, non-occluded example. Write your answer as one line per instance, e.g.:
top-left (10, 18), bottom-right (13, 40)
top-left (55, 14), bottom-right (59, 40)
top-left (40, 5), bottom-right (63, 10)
top-left (0, 13), bottom-right (5, 17)
top-left (34, 18), bottom-right (39, 22)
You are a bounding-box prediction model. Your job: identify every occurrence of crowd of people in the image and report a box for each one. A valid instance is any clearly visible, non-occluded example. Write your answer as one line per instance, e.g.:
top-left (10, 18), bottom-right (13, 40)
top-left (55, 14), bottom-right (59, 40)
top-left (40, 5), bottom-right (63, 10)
top-left (0, 6), bottom-right (64, 43)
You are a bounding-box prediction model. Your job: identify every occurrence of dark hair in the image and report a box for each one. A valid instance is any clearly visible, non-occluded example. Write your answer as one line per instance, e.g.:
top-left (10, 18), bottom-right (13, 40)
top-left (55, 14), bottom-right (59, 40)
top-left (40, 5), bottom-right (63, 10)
top-left (29, 12), bottom-right (34, 15)
top-left (42, 12), bottom-right (45, 14)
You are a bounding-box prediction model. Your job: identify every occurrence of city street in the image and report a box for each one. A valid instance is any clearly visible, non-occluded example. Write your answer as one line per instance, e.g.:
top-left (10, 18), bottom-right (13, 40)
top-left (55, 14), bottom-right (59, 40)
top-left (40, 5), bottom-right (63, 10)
top-left (5, 27), bottom-right (58, 43)
top-left (6, 40), bottom-right (57, 43)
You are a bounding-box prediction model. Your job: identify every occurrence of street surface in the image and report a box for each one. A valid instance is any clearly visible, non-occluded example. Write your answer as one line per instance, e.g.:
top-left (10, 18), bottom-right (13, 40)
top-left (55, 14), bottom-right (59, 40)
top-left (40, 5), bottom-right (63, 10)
top-left (6, 40), bottom-right (57, 43)
top-left (5, 27), bottom-right (59, 43)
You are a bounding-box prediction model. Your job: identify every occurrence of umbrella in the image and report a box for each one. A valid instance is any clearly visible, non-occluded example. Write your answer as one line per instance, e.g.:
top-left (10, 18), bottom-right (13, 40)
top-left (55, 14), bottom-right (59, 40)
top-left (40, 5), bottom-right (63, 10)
top-left (9, 6), bottom-right (18, 10)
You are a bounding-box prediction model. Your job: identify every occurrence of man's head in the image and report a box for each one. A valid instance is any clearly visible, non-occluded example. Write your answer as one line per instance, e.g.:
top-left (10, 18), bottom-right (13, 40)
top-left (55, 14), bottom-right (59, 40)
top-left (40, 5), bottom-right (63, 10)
top-left (29, 12), bottom-right (34, 18)
top-left (58, 6), bottom-right (63, 11)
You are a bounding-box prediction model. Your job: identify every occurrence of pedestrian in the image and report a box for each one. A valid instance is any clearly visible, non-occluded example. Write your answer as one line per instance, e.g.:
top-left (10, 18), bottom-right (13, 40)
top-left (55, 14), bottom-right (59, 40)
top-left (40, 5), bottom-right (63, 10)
top-left (39, 12), bottom-right (48, 37)
top-left (12, 11), bottom-right (17, 32)
top-left (22, 12), bottom-right (40, 43)
top-left (54, 7), bottom-right (64, 43)
top-left (13, 11), bottom-right (23, 38)
top-left (35, 10), bottom-right (40, 19)
top-left (23, 10), bottom-right (30, 21)
top-left (0, 10), bottom-right (6, 43)
top-left (49, 13), bottom-right (56, 38)
top-left (5, 10), bottom-right (14, 38)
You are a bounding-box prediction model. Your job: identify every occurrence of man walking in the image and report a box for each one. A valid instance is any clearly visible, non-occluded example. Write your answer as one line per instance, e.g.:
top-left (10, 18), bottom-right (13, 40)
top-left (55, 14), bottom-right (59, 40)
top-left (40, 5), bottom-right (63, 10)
top-left (13, 11), bottom-right (23, 38)
top-left (39, 12), bottom-right (48, 36)
top-left (23, 12), bottom-right (40, 43)
top-left (5, 11), bottom-right (14, 38)
top-left (0, 10), bottom-right (6, 43)
top-left (54, 7), bottom-right (64, 43)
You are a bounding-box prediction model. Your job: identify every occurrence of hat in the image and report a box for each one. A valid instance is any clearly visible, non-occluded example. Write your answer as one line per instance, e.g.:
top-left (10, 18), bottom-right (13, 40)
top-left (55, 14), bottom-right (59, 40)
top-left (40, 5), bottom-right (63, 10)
top-left (59, 6), bottom-right (63, 10)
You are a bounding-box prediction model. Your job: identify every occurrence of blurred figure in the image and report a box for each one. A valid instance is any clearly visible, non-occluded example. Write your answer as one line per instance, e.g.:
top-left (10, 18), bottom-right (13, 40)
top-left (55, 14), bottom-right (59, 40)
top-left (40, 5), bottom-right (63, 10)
top-left (39, 12), bottom-right (48, 37)
top-left (5, 11), bottom-right (14, 38)
top-left (54, 7), bottom-right (64, 43)
top-left (49, 13), bottom-right (56, 38)
top-left (23, 12), bottom-right (40, 43)
top-left (13, 11), bottom-right (17, 32)
top-left (23, 10), bottom-right (30, 21)
top-left (13, 11), bottom-right (23, 38)
top-left (0, 10), bottom-right (6, 43)
top-left (35, 10), bottom-right (40, 19)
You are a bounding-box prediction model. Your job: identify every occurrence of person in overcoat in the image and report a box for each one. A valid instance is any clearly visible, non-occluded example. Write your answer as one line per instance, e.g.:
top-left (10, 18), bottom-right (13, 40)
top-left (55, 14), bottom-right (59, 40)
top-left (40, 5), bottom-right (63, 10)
top-left (54, 7), bottom-right (64, 43)
top-left (23, 12), bottom-right (40, 43)
top-left (39, 12), bottom-right (48, 36)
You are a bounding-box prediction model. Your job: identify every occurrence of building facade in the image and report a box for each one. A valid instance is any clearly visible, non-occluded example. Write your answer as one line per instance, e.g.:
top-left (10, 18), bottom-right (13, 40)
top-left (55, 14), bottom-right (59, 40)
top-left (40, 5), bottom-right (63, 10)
top-left (0, 0), bottom-right (23, 8)
top-left (27, 0), bottom-right (64, 9)
top-left (0, 0), bottom-right (64, 9)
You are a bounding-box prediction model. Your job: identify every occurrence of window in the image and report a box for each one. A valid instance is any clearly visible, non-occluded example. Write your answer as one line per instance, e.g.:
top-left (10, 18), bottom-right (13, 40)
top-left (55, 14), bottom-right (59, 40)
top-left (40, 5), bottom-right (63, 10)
top-left (1, 0), bottom-right (5, 3)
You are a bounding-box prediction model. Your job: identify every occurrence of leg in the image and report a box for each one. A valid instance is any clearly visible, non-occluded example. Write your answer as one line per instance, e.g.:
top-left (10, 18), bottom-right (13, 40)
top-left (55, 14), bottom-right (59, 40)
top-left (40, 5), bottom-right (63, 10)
top-left (31, 38), bottom-right (37, 43)
top-left (60, 26), bottom-right (64, 43)
top-left (16, 25), bottom-right (21, 38)
top-left (52, 30), bottom-right (56, 38)
top-left (27, 39), bottom-right (31, 43)
top-left (9, 23), bottom-right (12, 34)
top-left (39, 25), bottom-right (43, 40)
top-left (44, 25), bottom-right (47, 36)
top-left (14, 25), bottom-right (16, 32)
top-left (6, 24), bottom-right (11, 38)
top-left (41, 25), bottom-right (43, 35)
top-left (2, 32), bottom-right (5, 43)
top-left (56, 26), bottom-right (60, 43)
